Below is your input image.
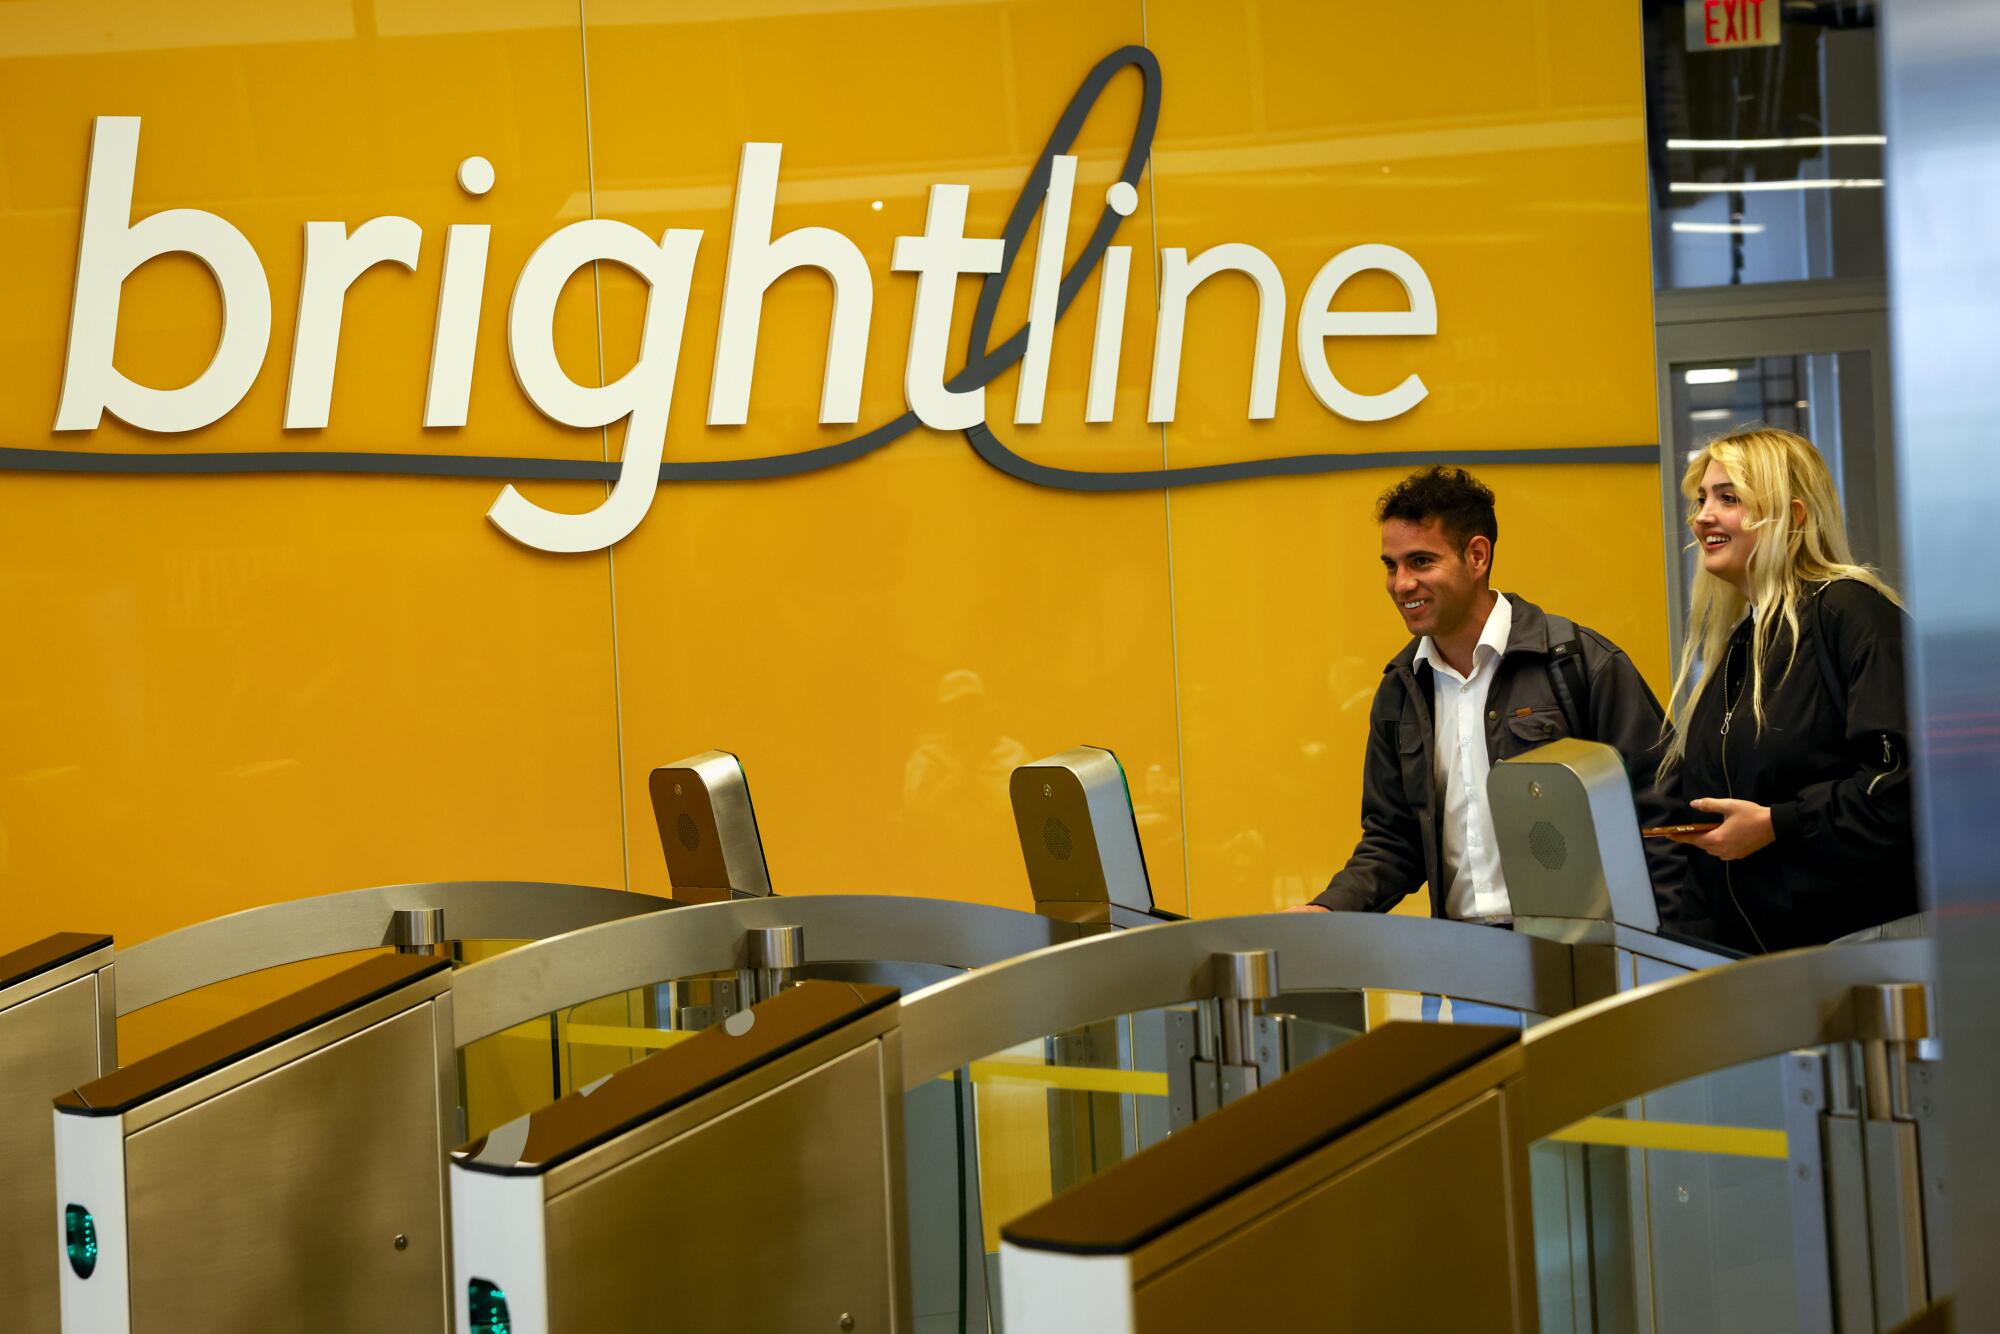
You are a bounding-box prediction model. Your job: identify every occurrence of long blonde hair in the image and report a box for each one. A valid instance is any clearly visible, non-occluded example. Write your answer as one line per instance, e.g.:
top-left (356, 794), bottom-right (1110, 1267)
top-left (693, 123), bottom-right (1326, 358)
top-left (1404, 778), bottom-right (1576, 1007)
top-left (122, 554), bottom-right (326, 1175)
top-left (1661, 426), bottom-right (1900, 770)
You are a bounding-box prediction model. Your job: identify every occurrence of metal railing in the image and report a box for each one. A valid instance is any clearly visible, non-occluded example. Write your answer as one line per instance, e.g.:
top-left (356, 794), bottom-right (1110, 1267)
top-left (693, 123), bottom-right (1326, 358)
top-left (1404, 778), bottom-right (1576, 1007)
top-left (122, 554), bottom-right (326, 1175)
top-left (112, 880), bottom-right (668, 1014)
top-left (1518, 938), bottom-right (1935, 1142)
top-left (449, 893), bottom-right (1081, 1046)
top-left (897, 911), bottom-right (1574, 1088)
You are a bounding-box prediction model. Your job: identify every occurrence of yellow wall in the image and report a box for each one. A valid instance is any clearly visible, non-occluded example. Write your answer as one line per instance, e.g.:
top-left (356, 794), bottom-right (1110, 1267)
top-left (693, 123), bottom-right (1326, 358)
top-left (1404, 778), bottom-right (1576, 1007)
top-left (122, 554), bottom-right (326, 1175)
top-left (0, 1), bottom-right (1663, 994)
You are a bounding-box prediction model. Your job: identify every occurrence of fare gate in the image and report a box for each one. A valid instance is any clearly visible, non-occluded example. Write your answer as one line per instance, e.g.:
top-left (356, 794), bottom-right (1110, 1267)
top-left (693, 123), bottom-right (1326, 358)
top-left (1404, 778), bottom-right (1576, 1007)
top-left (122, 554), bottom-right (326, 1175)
top-left (997, 940), bottom-right (1943, 1334)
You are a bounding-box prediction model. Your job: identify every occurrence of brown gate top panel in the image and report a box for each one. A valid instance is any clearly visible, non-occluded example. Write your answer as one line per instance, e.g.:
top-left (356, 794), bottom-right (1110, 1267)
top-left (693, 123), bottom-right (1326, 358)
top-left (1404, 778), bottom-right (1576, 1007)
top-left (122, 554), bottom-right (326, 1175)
top-left (0, 932), bottom-right (112, 994)
top-left (1002, 1021), bottom-right (1517, 1256)
top-left (55, 953), bottom-right (448, 1117)
top-left (455, 979), bottom-right (897, 1177)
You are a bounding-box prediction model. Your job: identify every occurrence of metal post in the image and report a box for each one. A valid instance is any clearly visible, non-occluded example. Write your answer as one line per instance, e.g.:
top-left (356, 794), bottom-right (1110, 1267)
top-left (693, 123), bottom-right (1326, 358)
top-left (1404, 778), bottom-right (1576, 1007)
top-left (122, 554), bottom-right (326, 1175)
top-left (1214, 950), bottom-right (1279, 1071)
top-left (1854, 983), bottom-right (1928, 1123)
top-left (745, 925), bottom-right (804, 1004)
top-left (1852, 984), bottom-right (1935, 1325)
top-left (1211, 950), bottom-right (1278, 1108)
top-left (391, 908), bottom-right (447, 956)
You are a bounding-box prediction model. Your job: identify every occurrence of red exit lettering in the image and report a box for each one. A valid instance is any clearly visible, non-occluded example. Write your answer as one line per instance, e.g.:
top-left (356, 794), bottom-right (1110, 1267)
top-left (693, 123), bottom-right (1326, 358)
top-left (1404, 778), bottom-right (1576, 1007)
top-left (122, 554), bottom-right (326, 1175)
top-left (1702, 0), bottom-right (1772, 48)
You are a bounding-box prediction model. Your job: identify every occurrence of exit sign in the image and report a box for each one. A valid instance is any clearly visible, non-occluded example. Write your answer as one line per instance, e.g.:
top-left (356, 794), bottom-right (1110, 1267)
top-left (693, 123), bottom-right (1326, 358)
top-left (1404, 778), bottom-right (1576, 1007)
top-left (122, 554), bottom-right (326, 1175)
top-left (1687, 0), bottom-right (1780, 51)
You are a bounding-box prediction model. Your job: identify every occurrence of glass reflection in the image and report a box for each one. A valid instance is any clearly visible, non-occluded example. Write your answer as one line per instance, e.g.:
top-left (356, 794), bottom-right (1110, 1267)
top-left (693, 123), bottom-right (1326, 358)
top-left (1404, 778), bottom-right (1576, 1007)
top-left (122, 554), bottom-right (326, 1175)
top-left (1646, 1), bottom-right (1886, 287)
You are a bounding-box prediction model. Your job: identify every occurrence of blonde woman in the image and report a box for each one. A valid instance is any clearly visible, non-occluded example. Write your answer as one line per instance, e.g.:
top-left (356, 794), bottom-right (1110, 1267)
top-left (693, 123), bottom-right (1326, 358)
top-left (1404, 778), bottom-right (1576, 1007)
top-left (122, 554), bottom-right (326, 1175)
top-left (1661, 427), bottom-right (1915, 953)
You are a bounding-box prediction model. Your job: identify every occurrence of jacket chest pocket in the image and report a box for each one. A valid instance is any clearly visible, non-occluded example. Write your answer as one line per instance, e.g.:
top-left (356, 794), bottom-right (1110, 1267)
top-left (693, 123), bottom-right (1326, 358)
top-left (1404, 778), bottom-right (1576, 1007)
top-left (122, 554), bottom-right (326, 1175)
top-left (1501, 708), bottom-right (1567, 755)
top-left (1396, 720), bottom-right (1430, 802)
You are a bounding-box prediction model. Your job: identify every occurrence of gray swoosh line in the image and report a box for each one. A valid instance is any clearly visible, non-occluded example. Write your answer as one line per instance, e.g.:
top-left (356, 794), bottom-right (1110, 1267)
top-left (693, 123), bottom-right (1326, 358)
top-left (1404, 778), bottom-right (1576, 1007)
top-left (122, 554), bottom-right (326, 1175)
top-left (963, 432), bottom-right (1661, 491)
top-left (0, 412), bottom-right (922, 481)
top-left (1, 46), bottom-right (1658, 493)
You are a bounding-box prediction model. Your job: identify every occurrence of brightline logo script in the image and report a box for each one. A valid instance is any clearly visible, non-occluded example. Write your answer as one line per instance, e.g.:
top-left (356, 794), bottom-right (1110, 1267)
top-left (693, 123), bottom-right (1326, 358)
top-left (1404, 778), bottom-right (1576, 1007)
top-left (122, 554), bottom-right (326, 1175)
top-left (47, 47), bottom-right (1446, 554)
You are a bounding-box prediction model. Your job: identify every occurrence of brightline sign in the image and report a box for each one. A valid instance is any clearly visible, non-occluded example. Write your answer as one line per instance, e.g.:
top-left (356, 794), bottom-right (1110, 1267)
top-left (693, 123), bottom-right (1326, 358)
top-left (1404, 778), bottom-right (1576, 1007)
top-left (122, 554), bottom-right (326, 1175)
top-left (34, 48), bottom-right (1621, 553)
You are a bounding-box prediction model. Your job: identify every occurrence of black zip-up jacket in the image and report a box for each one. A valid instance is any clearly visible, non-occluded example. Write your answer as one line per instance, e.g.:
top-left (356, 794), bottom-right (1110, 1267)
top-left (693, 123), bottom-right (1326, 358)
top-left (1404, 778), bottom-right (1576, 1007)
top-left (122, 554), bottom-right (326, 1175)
top-left (1673, 579), bottom-right (1916, 954)
top-left (1312, 594), bottom-right (1688, 922)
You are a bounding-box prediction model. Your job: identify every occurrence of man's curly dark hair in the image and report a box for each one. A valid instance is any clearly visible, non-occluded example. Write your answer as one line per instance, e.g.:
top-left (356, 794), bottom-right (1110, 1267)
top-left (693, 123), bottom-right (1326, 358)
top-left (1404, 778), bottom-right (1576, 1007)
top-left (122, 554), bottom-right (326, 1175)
top-left (1375, 466), bottom-right (1497, 554)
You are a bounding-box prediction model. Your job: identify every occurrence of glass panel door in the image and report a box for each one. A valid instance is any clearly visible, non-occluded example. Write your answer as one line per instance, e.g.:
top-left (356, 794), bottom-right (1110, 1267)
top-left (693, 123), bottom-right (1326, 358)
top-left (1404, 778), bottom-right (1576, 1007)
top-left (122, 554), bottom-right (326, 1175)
top-left (1653, 297), bottom-right (1894, 661)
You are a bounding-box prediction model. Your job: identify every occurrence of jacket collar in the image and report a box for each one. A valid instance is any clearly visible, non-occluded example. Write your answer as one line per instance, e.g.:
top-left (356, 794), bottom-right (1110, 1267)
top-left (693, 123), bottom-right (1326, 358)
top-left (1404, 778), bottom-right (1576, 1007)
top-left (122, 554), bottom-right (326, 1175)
top-left (1386, 592), bottom-right (1556, 676)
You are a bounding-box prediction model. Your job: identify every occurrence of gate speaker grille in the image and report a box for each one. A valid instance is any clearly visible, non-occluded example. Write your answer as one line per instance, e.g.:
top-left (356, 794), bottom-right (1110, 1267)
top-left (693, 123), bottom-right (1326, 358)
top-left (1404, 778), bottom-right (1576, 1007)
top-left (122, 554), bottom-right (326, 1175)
top-left (677, 812), bottom-right (701, 852)
top-left (1527, 820), bottom-right (1567, 871)
top-left (1043, 817), bottom-right (1073, 861)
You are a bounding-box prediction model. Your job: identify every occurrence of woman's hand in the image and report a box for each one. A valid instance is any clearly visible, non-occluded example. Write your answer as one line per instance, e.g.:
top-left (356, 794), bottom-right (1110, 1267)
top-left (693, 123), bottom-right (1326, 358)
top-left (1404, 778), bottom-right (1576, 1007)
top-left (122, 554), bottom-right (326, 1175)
top-left (1669, 797), bottom-right (1776, 861)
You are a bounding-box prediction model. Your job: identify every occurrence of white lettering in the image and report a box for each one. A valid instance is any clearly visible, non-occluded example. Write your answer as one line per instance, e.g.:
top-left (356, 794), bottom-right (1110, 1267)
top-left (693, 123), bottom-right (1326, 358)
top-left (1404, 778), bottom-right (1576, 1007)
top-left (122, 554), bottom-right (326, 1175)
top-left (709, 142), bottom-right (873, 427)
top-left (1013, 154), bottom-right (1076, 426)
top-left (1296, 243), bottom-right (1437, 422)
top-left (891, 184), bottom-right (1004, 432)
top-left (424, 223), bottom-right (491, 428)
top-left (1085, 244), bottom-right (1131, 424)
top-left (285, 217), bottom-right (422, 429)
top-left (492, 220), bottom-right (702, 553)
top-left (54, 116), bottom-right (272, 433)
top-left (1148, 243), bottom-right (1285, 424)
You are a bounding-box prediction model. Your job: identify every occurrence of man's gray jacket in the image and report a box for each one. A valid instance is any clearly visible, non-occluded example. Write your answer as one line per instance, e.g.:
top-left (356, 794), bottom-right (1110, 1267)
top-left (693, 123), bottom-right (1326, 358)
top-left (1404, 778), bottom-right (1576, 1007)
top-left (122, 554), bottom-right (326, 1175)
top-left (1311, 593), bottom-right (1687, 922)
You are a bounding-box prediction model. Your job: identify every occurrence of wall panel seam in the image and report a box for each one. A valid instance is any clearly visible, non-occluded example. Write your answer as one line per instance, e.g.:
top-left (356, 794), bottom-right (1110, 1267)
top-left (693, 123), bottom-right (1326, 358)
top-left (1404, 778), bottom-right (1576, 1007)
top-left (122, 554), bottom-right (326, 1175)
top-left (577, 0), bottom-right (633, 891)
top-left (1138, 0), bottom-right (1194, 917)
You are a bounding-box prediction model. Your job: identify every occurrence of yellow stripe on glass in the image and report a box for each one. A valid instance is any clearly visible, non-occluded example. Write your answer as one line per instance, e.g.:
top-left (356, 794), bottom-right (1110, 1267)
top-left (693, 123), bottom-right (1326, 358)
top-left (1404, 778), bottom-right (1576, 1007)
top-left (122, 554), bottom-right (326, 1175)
top-left (560, 1023), bottom-right (700, 1053)
top-left (959, 1060), bottom-right (1169, 1097)
top-left (1548, 1116), bottom-right (1789, 1160)
top-left (551, 1024), bottom-right (1173, 1098)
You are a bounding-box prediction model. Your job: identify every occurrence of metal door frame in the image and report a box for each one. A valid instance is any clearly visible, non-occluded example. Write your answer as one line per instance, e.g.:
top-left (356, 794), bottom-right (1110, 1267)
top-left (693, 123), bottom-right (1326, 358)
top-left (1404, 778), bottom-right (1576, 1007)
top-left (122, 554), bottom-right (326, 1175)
top-left (1882, 0), bottom-right (2000, 1321)
top-left (1653, 278), bottom-right (1894, 663)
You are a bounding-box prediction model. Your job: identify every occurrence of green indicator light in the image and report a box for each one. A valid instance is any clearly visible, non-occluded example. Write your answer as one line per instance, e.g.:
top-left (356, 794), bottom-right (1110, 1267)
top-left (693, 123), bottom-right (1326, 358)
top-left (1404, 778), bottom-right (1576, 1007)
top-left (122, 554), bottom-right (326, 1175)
top-left (468, 1277), bottom-right (512, 1334)
top-left (64, 1204), bottom-right (98, 1279)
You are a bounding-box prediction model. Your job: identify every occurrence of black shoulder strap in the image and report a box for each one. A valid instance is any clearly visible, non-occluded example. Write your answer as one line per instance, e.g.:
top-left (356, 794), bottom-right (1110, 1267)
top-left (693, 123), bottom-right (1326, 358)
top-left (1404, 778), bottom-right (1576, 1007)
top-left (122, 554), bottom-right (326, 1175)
top-left (1810, 581), bottom-right (1846, 722)
top-left (1543, 613), bottom-right (1592, 740)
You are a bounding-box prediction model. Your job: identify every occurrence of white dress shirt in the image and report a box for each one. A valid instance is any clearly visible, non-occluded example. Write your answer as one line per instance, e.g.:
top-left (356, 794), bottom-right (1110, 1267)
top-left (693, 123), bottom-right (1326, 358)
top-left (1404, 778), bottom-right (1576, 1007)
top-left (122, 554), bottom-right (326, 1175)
top-left (1413, 593), bottom-right (1515, 922)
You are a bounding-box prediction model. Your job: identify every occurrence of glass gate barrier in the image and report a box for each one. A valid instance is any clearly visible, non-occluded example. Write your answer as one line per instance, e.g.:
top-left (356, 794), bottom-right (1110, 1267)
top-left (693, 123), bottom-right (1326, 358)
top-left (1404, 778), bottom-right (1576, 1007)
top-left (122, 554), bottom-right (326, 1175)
top-left (449, 895), bottom-right (1081, 1135)
top-left (895, 912), bottom-right (1576, 1333)
top-left (993, 937), bottom-right (1937, 1334)
top-left (447, 893), bottom-right (1091, 1334)
top-left (922, 996), bottom-right (1370, 1332)
top-left (1526, 948), bottom-right (1943, 1334)
top-left (451, 979), bottom-right (908, 1334)
top-left (1534, 1044), bottom-right (1855, 1334)
top-left (451, 895), bottom-right (1082, 1334)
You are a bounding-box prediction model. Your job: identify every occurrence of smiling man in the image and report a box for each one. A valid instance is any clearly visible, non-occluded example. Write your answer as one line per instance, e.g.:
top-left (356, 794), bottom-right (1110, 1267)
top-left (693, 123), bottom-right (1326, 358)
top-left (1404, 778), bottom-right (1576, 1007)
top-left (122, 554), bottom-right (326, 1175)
top-left (1293, 466), bottom-right (1686, 929)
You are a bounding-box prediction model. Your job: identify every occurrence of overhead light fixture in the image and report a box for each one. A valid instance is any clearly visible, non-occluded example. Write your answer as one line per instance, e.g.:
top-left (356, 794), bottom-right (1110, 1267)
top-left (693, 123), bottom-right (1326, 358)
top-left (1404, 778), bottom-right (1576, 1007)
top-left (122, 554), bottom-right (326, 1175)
top-left (1689, 409), bottom-right (1734, 421)
top-left (1671, 221), bottom-right (1768, 235)
top-left (1684, 368), bottom-right (1741, 385)
top-left (1670, 179), bottom-right (1884, 193)
top-left (1666, 135), bottom-right (1887, 150)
